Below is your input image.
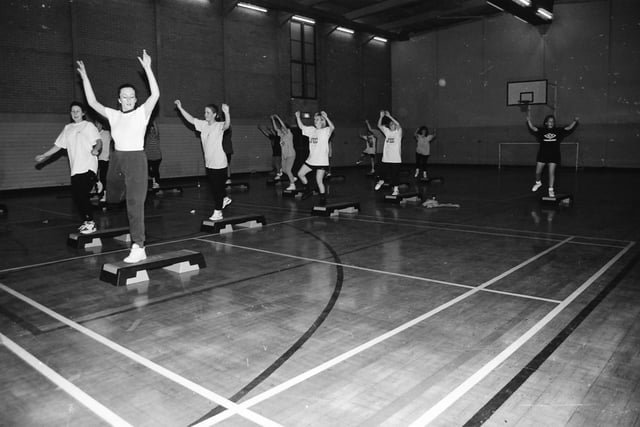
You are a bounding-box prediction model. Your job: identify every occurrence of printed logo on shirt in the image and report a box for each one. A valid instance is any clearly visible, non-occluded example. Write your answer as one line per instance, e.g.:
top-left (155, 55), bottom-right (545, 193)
top-left (310, 137), bottom-right (318, 144)
top-left (543, 133), bottom-right (557, 141)
top-left (386, 138), bottom-right (395, 144)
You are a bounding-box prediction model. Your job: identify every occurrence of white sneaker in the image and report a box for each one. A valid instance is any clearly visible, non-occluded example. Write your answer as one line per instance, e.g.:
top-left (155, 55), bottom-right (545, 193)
top-left (124, 243), bottom-right (147, 263)
top-left (79, 220), bottom-right (96, 234)
top-left (531, 181), bottom-right (542, 192)
top-left (225, 179), bottom-right (232, 185)
top-left (96, 181), bottom-right (104, 194)
top-left (152, 181), bottom-right (160, 189)
top-left (414, 169), bottom-right (419, 178)
top-left (209, 210), bottom-right (223, 221)
top-left (392, 186), bottom-right (399, 196)
top-left (422, 172), bottom-right (428, 180)
top-left (285, 183), bottom-right (296, 191)
top-left (375, 180), bottom-right (385, 191)
top-left (222, 197), bottom-right (232, 209)
top-left (100, 192), bottom-right (107, 203)
top-left (548, 187), bottom-right (555, 198)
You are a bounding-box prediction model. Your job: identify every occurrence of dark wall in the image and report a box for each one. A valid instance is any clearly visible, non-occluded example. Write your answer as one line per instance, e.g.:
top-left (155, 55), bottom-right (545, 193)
top-left (391, 0), bottom-right (640, 168)
top-left (0, 0), bottom-right (391, 190)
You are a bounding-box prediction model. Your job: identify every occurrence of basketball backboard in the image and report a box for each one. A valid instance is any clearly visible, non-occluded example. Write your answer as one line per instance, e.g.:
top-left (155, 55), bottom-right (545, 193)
top-left (507, 79), bottom-right (547, 106)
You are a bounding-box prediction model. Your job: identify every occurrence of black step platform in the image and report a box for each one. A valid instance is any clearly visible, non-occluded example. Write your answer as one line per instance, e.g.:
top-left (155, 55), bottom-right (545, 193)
top-left (149, 186), bottom-right (183, 195)
top-left (324, 174), bottom-right (346, 183)
top-left (384, 192), bottom-right (421, 205)
top-left (266, 176), bottom-right (290, 186)
top-left (311, 201), bottom-right (360, 217)
top-left (282, 188), bottom-right (303, 198)
top-left (100, 249), bottom-right (206, 287)
top-left (201, 214), bottom-right (266, 234)
top-left (225, 181), bottom-right (250, 191)
top-left (420, 176), bottom-right (445, 184)
top-left (540, 193), bottom-right (573, 207)
top-left (67, 226), bottom-right (131, 249)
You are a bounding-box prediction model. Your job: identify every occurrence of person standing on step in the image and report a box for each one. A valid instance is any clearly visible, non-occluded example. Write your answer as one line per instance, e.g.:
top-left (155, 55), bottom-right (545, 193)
top-left (414, 125), bottom-right (436, 180)
top-left (174, 100), bottom-right (232, 221)
top-left (144, 118), bottom-right (162, 190)
top-left (95, 118), bottom-right (112, 203)
top-left (76, 49), bottom-right (160, 263)
top-left (527, 113), bottom-right (579, 198)
top-left (295, 110), bottom-right (334, 205)
top-left (375, 110), bottom-right (403, 196)
top-left (271, 114), bottom-right (297, 190)
top-left (35, 101), bottom-right (102, 235)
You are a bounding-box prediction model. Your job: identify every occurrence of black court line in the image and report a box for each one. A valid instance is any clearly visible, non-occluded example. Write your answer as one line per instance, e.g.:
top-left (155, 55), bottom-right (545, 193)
top-left (190, 226), bottom-right (345, 425)
top-left (463, 248), bottom-right (640, 426)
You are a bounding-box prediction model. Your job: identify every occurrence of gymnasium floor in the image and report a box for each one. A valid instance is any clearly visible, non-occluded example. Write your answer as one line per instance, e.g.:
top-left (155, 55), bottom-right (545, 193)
top-left (1, 165), bottom-right (639, 427)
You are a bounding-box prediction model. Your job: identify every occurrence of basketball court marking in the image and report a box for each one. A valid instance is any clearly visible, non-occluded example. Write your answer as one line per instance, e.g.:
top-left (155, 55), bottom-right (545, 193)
top-left (1, 332), bottom-right (133, 426)
top-left (407, 241), bottom-right (634, 426)
top-left (190, 237), bottom-right (575, 426)
top-left (196, 238), bottom-right (562, 304)
top-left (0, 216), bottom-right (310, 274)
top-left (347, 216), bottom-right (631, 247)
top-left (0, 283), bottom-right (280, 427)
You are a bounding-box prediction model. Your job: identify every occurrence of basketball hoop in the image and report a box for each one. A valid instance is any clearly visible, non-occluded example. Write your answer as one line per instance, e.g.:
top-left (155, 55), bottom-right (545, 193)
top-left (519, 100), bottom-right (531, 113)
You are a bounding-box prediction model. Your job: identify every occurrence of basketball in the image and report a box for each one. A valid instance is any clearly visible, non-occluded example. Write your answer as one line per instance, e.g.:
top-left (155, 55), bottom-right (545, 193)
top-left (438, 78), bottom-right (446, 87)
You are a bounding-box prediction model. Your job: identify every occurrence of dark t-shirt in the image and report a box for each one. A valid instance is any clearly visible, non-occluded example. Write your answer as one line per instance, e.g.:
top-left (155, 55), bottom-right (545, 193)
top-left (529, 125), bottom-right (576, 164)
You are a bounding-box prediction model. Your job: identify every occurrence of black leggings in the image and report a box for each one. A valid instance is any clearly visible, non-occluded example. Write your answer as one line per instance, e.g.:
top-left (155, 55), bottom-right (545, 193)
top-left (148, 158), bottom-right (162, 183)
top-left (70, 171), bottom-right (97, 221)
top-left (206, 167), bottom-right (228, 210)
top-left (382, 162), bottom-right (401, 186)
top-left (415, 154), bottom-right (430, 171)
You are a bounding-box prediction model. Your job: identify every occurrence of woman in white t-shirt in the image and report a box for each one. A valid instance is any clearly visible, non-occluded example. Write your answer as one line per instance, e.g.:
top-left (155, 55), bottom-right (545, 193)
top-left (35, 102), bottom-right (102, 234)
top-left (375, 110), bottom-right (403, 195)
top-left (174, 100), bottom-right (232, 221)
top-left (295, 111), bottom-right (335, 206)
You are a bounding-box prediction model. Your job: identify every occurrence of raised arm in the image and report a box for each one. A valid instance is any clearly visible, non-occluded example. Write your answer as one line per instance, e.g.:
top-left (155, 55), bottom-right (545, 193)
top-left (565, 117), bottom-right (579, 131)
top-left (174, 100), bottom-right (196, 125)
top-left (257, 125), bottom-right (271, 138)
top-left (385, 111), bottom-right (401, 128)
top-left (76, 61), bottom-right (108, 118)
top-left (273, 114), bottom-right (287, 131)
top-left (294, 111), bottom-right (304, 129)
top-left (526, 117), bottom-right (538, 132)
top-left (220, 104), bottom-right (230, 131)
top-left (138, 49), bottom-right (160, 121)
top-left (376, 110), bottom-right (385, 131)
top-left (321, 111), bottom-right (335, 133)
top-left (365, 119), bottom-right (374, 134)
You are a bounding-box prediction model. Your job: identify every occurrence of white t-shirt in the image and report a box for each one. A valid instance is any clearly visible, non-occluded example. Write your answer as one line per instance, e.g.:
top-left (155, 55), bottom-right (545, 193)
top-left (54, 121), bottom-right (100, 176)
top-left (98, 129), bottom-right (111, 161)
top-left (105, 106), bottom-right (149, 151)
top-left (416, 134), bottom-right (434, 156)
top-left (302, 125), bottom-right (332, 166)
top-left (194, 119), bottom-right (227, 169)
top-left (381, 127), bottom-right (402, 163)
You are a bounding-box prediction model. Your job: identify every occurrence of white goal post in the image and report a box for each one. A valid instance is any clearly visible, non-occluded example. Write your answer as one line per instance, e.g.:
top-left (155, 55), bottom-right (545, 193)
top-left (498, 142), bottom-right (580, 171)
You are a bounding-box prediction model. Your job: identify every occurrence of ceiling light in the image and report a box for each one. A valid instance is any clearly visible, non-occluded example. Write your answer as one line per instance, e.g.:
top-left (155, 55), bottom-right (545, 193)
top-left (512, 0), bottom-right (531, 6)
top-left (237, 2), bottom-right (267, 13)
top-left (336, 26), bottom-right (354, 34)
top-left (535, 7), bottom-right (553, 20)
top-left (292, 15), bottom-right (315, 24)
top-left (486, 1), bottom-right (504, 11)
top-left (372, 36), bottom-right (388, 43)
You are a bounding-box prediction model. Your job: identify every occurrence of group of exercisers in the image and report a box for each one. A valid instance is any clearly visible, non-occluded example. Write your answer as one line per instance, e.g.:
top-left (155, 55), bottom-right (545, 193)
top-left (34, 49), bottom-right (578, 264)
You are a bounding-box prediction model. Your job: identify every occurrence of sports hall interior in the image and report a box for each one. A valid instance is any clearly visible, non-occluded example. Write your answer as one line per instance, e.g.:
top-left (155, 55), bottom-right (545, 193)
top-left (0, 0), bottom-right (639, 426)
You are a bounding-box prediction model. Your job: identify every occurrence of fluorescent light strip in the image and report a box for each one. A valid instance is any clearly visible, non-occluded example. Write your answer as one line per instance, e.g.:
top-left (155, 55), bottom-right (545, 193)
top-left (336, 26), bottom-right (354, 34)
top-left (512, 0), bottom-right (531, 6)
top-left (486, 1), bottom-right (504, 11)
top-left (536, 7), bottom-right (553, 20)
top-left (292, 15), bottom-right (315, 24)
top-left (237, 2), bottom-right (267, 13)
top-left (514, 15), bottom-right (529, 24)
top-left (372, 36), bottom-right (388, 43)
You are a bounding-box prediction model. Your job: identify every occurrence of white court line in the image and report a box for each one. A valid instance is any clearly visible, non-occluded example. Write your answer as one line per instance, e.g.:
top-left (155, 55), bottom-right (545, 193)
top-left (408, 240), bottom-right (635, 426)
top-left (0, 216), bottom-right (311, 274)
top-left (1, 332), bottom-right (133, 427)
top-left (346, 216), bottom-right (630, 248)
top-left (191, 237), bottom-right (575, 426)
top-left (0, 283), bottom-right (281, 427)
top-left (196, 239), bottom-right (562, 304)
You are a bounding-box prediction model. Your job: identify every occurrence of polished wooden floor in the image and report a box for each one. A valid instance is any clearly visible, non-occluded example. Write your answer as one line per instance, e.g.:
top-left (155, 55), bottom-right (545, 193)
top-left (1, 165), bottom-right (639, 427)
